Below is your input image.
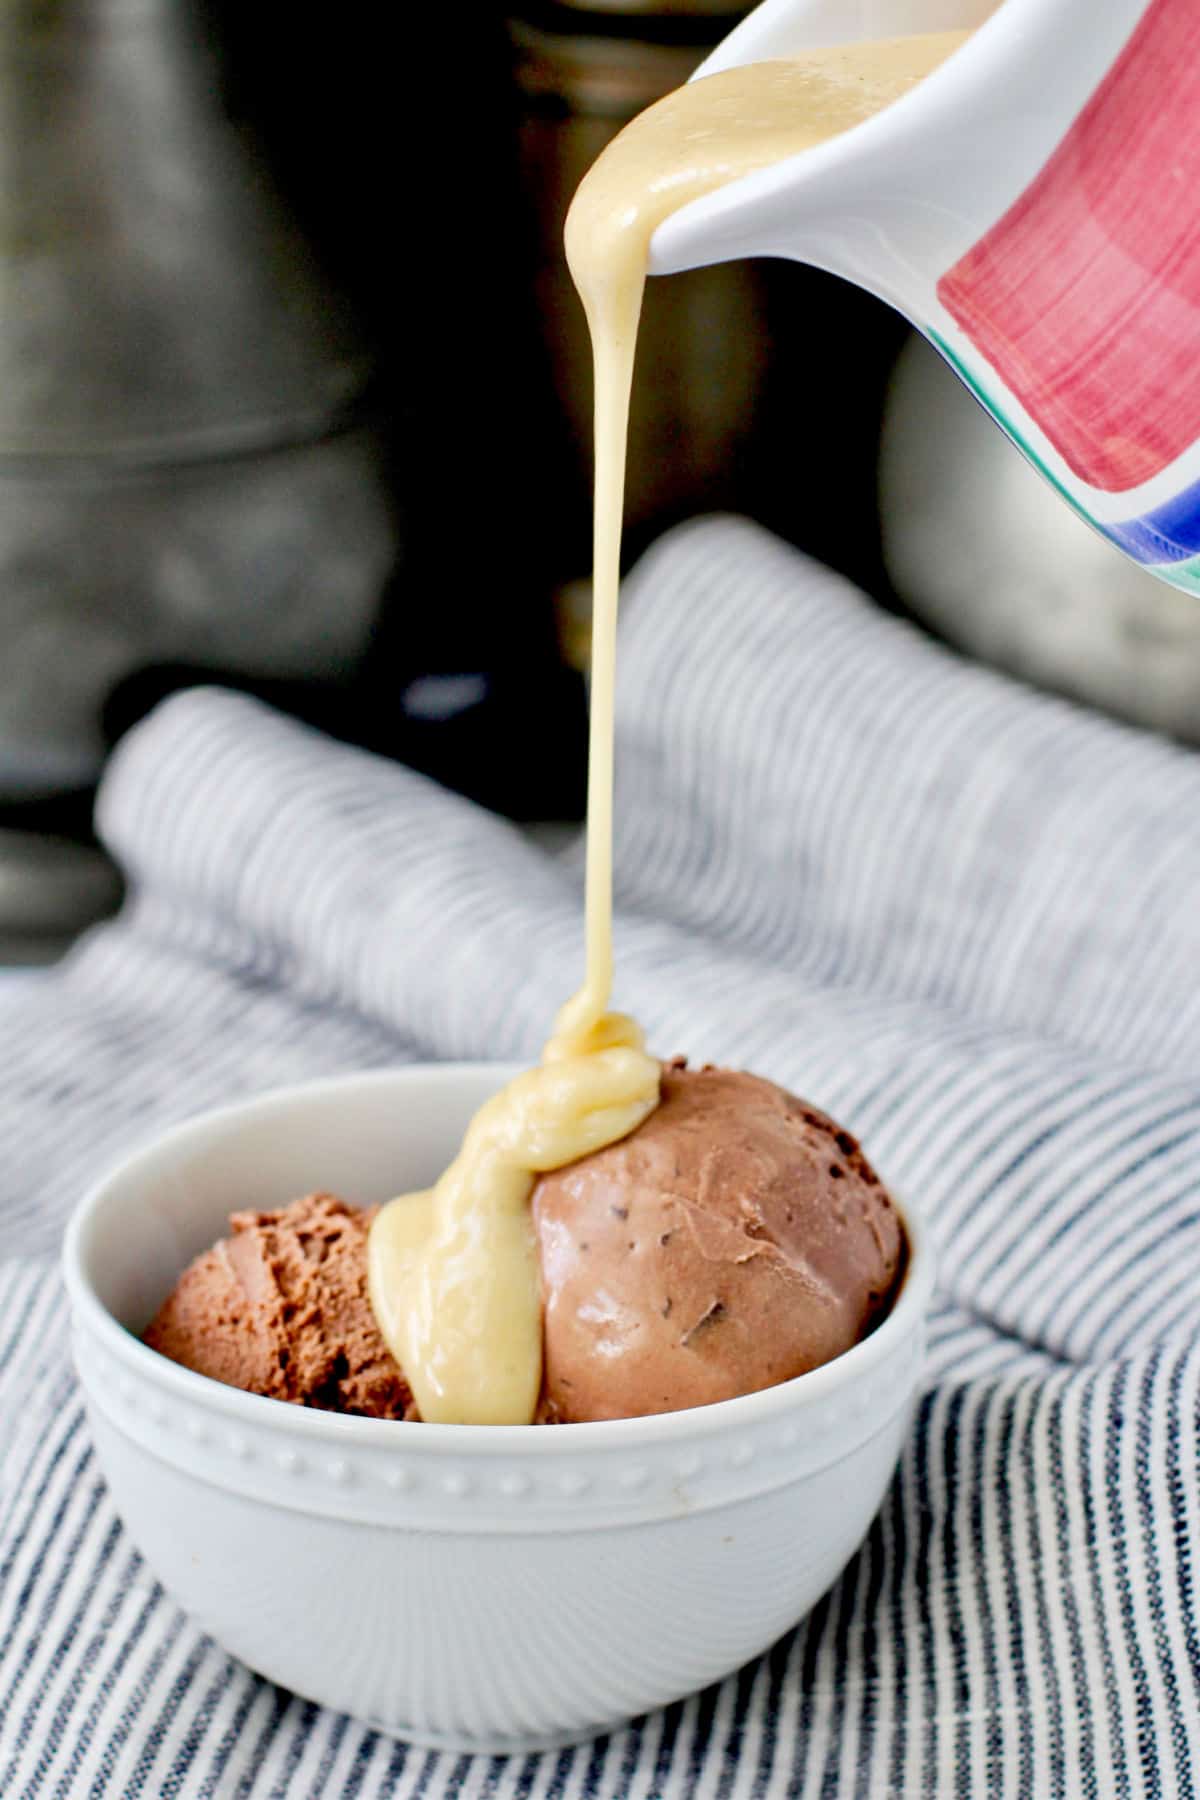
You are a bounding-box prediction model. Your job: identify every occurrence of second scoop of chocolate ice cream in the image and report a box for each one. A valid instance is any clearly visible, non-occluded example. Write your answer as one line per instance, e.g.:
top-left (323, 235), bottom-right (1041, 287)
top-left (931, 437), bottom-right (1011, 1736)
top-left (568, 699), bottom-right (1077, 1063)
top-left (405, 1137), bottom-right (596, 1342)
top-left (531, 1062), bottom-right (903, 1421)
top-left (144, 1192), bottom-right (412, 1419)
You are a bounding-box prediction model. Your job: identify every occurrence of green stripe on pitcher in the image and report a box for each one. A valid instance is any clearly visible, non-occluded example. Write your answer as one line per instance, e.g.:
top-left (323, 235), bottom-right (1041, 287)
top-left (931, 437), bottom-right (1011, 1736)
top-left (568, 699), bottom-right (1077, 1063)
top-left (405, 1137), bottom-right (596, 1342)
top-left (1148, 555), bottom-right (1200, 596)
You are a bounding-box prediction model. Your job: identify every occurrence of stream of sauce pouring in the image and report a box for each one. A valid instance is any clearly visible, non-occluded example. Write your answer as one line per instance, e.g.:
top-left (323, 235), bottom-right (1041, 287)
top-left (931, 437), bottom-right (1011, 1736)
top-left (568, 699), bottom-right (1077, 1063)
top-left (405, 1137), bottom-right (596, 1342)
top-left (368, 29), bottom-right (969, 1425)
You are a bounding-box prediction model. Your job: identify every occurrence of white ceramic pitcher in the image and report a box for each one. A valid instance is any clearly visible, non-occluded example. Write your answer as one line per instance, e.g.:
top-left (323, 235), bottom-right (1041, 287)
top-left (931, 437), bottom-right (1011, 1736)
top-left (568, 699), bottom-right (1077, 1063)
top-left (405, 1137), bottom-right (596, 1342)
top-left (649, 0), bottom-right (1200, 594)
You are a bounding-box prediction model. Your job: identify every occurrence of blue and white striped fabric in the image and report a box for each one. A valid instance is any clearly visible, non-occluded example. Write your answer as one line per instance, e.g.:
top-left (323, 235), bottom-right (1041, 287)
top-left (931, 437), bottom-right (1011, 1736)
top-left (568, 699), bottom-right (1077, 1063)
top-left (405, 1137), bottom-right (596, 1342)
top-left (1, 515), bottom-right (1198, 1797)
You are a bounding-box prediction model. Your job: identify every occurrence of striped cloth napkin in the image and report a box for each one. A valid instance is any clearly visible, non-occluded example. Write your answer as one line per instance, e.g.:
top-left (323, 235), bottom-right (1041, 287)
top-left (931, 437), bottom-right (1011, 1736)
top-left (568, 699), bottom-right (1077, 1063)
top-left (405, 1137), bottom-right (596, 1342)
top-left (1, 516), bottom-right (1197, 1799)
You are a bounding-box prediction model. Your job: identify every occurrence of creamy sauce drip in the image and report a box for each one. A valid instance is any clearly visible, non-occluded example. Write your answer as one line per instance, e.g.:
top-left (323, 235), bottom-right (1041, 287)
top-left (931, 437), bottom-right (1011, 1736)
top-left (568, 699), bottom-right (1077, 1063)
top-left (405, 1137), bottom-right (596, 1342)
top-left (367, 29), bottom-right (968, 1425)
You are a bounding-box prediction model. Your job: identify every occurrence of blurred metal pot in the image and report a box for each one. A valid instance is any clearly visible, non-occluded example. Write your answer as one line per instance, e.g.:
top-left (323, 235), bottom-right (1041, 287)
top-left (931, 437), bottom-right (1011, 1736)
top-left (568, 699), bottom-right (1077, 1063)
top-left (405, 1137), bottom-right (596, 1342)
top-left (0, 0), bottom-right (397, 801)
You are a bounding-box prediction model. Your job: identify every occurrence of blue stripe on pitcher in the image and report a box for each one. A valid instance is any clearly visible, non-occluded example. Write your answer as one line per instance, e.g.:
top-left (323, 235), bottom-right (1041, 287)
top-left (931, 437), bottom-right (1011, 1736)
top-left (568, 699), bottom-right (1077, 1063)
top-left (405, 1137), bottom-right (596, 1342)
top-left (1100, 481), bottom-right (1200, 566)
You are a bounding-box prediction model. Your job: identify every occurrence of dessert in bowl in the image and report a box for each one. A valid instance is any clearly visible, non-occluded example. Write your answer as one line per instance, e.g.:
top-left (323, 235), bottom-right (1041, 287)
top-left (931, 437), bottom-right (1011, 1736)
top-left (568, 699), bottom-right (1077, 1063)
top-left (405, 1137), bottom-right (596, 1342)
top-left (63, 1061), bottom-right (931, 1754)
top-left (59, 23), bottom-right (960, 1753)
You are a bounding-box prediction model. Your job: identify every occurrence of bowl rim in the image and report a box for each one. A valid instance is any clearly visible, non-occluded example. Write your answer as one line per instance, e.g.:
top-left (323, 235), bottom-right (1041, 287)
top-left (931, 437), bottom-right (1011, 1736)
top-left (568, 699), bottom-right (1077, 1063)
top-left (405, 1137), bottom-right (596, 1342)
top-left (63, 1061), bottom-right (934, 1456)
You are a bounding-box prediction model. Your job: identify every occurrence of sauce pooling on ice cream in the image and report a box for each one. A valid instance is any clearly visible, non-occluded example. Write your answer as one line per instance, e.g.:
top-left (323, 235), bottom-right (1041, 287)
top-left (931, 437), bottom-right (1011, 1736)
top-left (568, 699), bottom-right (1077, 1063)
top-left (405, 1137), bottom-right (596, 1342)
top-left (366, 32), bottom-right (964, 1424)
top-left (367, 1010), bottom-right (659, 1426)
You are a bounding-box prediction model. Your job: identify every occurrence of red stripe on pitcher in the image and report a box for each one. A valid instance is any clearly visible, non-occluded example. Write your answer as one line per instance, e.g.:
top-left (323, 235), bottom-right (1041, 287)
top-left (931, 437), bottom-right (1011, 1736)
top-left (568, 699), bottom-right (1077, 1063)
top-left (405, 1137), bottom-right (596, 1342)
top-left (937, 0), bottom-right (1200, 495)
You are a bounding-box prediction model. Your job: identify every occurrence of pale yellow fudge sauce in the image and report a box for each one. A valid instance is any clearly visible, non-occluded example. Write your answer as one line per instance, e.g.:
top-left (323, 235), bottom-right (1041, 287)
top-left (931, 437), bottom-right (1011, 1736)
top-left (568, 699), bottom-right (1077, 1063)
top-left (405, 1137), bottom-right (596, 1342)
top-left (368, 31), bottom-right (968, 1425)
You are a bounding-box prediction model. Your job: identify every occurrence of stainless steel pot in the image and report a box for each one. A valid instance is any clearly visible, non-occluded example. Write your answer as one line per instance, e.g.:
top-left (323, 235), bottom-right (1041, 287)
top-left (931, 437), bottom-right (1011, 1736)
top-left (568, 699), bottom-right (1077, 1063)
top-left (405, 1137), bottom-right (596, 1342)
top-left (0, 0), bottom-right (397, 801)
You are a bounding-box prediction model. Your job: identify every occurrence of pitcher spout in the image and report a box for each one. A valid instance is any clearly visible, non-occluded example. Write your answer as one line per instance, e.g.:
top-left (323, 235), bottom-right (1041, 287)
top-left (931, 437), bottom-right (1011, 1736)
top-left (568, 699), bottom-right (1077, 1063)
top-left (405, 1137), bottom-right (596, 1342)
top-left (649, 0), bottom-right (1200, 598)
top-left (647, 0), bottom-right (1118, 301)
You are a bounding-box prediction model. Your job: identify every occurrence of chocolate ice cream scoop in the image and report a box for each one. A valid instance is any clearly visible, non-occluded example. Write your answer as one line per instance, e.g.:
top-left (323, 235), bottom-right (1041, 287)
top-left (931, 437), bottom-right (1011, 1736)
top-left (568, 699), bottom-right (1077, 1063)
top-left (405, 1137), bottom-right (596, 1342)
top-left (531, 1062), bottom-right (903, 1422)
top-left (143, 1192), bottom-right (411, 1419)
top-left (144, 1069), bottom-right (902, 1424)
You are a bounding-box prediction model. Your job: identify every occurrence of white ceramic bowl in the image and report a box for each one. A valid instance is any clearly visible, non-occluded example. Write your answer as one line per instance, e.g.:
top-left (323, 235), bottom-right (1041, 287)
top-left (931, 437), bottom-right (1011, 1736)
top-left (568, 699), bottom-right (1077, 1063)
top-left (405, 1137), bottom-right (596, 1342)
top-left (63, 1063), bottom-right (932, 1755)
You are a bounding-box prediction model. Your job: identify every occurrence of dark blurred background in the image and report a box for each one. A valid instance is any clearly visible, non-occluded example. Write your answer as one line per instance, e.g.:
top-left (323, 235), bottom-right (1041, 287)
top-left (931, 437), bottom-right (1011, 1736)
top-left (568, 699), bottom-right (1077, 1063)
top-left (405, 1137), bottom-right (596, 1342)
top-left (3, 0), bottom-right (1186, 960)
top-left (191, 0), bottom-right (909, 793)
